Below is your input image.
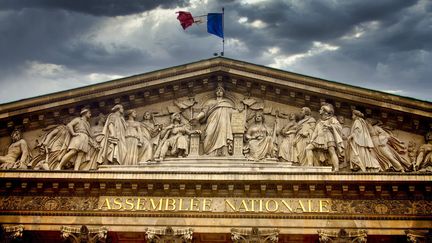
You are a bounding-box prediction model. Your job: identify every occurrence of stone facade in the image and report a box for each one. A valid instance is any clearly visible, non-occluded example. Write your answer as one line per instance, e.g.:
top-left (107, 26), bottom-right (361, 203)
top-left (0, 57), bottom-right (431, 242)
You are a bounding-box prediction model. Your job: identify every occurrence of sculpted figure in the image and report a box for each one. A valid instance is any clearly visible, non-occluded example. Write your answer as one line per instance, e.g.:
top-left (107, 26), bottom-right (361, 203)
top-left (346, 110), bottom-right (380, 172)
top-left (338, 115), bottom-right (351, 166)
top-left (124, 110), bottom-right (143, 165)
top-left (154, 112), bottom-right (199, 161)
top-left (97, 104), bottom-right (127, 165)
top-left (415, 130), bottom-right (432, 171)
top-left (306, 103), bottom-right (344, 171)
top-left (407, 141), bottom-right (418, 166)
top-left (293, 107), bottom-right (316, 166)
top-left (0, 129), bottom-right (31, 169)
top-left (31, 123), bottom-right (71, 170)
top-left (139, 111), bottom-right (162, 162)
top-left (244, 112), bottom-right (274, 161)
top-left (56, 108), bottom-right (96, 170)
top-left (367, 119), bottom-right (408, 172)
top-left (85, 115), bottom-right (106, 170)
top-left (278, 113), bottom-right (297, 162)
top-left (190, 84), bottom-right (235, 156)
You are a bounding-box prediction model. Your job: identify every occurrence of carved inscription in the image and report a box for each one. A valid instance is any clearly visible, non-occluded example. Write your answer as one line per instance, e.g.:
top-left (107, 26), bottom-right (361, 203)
top-left (231, 112), bottom-right (246, 134)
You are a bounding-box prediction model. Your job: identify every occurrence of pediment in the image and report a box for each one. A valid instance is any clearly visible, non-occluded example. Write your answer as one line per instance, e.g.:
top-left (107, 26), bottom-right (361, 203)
top-left (0, 57), bottom-right (431, 172)
top-left (0, 57), bottom-right (430, 133)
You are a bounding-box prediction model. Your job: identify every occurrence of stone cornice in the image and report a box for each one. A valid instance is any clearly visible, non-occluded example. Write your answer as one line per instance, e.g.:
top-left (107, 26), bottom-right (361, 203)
top-left (1, 170), bottom-right (432, 182)
top-left (1, 171), bottom-right (431, 200)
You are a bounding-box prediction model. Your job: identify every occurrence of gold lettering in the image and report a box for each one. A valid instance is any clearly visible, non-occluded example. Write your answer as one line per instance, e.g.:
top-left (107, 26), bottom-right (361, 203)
top-left (149, 198), bottom-right (163, 211)
top-left (113, 197), bottom-right (123, 210)
top-left (295, 200), bottom-right (306, 213)
top-left (249, 200), bottom-right (256, 212)
top-left (165, 198), bottom-right (176, 211)
top-left (189, 198), bottom-right (200, 211)
top-left (202, 198), bottom-right (212, 212)
top-left (308, 200), bottom-right (318, 212)
top-left (224, 199), bottom-right (237, 212)
top-left (98, 197), bottom-right (331, 214)
top-left (178, 198), bottom-right (187, 211)
top-left (124, 198), bottom-right (134, 210)
top-left (99, 198), bottom-right (111, 210)
top-left (238, 200), bottom-right (250, 212)
top-left (280, 200), bottom-right (293, 213)
top-left (319, 200), bottom-right (330, 213)
top-left (265, 199), bottom-right (279, 212)
top-left (136, 198), bottom-right (146, 211)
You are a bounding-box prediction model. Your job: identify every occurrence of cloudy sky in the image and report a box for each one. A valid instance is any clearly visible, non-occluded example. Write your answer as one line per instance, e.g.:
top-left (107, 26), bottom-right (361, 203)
top-left (0, 0), bottom-right (431, 103)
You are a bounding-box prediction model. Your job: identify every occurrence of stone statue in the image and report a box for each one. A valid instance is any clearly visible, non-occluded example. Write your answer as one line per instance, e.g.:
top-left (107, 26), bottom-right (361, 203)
top-left (338, 115), bottom-right (351, 168)
top-left (56, 108), bottom-right (97, 170)
top-left (415, 129), bottom-right (432, 171)
top-left (294, 107), bottom-right (316, 166)
top-left (367, 119), bottom-right (408, 172)
top-left (190, 84), bottom-right (235, 156)
top-left (30, 123), bottom-right (71, 170)
top-left (306, 103), bottom-right (344, 171)
top-left (124, 109), bottom-right (143, 165)
top-left (97, 104), bottom-right (127, 165)
top-left (346, 110), bottom-right (380, 172)
top-left (139, 111), bottom-right (162, 162)
top-left (84, 114), bottom-right (106, 170)
top-left (407, 141), bottom-right (418, 166)
top-left (278, 113), bottom-right (297, 162)
top-left (244, 111), bottom-right (275, 161)
top-left (0, 129), bottom-right (31, 170)
top-left (154, 112), bottom-right (199, 161)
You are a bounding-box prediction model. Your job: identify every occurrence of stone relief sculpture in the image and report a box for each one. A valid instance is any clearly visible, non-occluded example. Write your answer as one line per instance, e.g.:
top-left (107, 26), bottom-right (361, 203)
top-left (1, 85), bottom-right (430, 173)
top-left (31, 122), bottom-right (71, 170)
top-left (154, 112), bottom-right (199, 161)
top-left (55, 108), bottom-right (98, 170)
top-left (139, 111), bottom-right (162, 162)
top-left (306, 103), bottom-right (344, 171)
top-left (174, 96), bottom-right (197, 121)
top-left (278, 113), bottom-right (297, 163)
top-left (338, 115), bottom-right (351, 168)
top-left (85, 115), bottom-right (106, 170)
top-left (407, 141), bottom-right (418, 165)
top-left (97, 104), bottom-right (127, 165)
top-left (244, 111), bottom-right (275, 161)
top-left (347, 110), bottom-right (380, 172)
top-left (367, 119), bottom-right (409, 172)
top-left (294, 107), bottom-right (316, 166)
top-left (0, 129), bottom-right (31, 170)
top-left (415, 129), bottom-right (432, 171)
top-left (190, 84), bottom-right (235, 156)
top-left (124, 109), bottom-right (144, 165)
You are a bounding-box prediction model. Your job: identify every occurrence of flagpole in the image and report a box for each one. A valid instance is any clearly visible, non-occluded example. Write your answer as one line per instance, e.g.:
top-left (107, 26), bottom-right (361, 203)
top-left (222, 7), bottom-right (225, 56)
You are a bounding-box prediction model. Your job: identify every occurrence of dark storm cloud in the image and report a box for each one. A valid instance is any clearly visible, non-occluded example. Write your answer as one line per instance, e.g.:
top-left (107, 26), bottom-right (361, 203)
top-left (0, 0), bottom-right (189, 16)
top-left (220, 0), bottom-right (421, 54)
top-left (0, 9), bottom-right (96, 69)
top-left (198, 0), bottom-right (431, 101)
top-left (0, 7), bottom-right (151, 78)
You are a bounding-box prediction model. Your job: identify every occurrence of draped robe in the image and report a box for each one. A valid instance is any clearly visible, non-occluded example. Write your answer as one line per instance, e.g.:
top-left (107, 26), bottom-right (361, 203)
top-left (201, 98), bottom-right (234, 155)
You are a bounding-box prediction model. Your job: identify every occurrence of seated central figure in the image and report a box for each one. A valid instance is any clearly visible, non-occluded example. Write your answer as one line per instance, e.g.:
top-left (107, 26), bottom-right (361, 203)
top-left (154, 112), bottom-right (198, 161)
